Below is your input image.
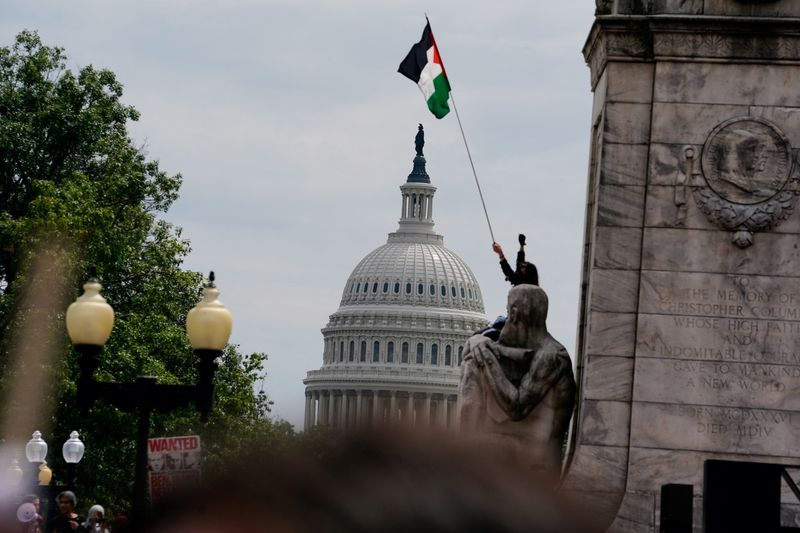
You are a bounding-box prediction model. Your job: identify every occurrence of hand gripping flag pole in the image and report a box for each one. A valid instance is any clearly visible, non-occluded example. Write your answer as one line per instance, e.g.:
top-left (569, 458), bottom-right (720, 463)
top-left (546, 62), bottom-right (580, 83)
top-left (398, 17), bottom-right (496, 244)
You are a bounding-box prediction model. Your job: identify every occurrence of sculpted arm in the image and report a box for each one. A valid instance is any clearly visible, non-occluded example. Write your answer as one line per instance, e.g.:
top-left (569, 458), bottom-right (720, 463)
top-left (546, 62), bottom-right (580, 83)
top-left (478, 345), bottom-right (570, 421)
top-left (516, 350), bottom-right (572, 419)
top-left (474, 344), bottom-right (534, 418)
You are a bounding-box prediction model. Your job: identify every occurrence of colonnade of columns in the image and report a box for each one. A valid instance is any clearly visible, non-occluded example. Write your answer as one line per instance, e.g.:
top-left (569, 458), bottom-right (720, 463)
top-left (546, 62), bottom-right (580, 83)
top-left (304, 389), bottom-right (458, 431)
top-left (400, 191), bottom-right (434, 222)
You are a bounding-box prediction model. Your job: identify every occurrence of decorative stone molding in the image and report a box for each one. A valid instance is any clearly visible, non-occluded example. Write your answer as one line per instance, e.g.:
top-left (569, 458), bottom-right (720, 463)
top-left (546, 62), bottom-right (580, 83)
top-left (686, 116), bottom-right (800, 247)
top-left (584, 25), bottom-right (652, 88)
top-left (585, 18), bottom-right (800, 89)
top-left (656, 32), bottom-right (800, 61)
top-left (595, 0), bottom-right (613, 15)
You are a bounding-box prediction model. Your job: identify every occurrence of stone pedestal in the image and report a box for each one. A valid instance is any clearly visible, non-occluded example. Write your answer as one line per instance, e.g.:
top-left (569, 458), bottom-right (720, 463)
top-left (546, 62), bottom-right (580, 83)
top-left (565, 2), bottom-right (800, 531)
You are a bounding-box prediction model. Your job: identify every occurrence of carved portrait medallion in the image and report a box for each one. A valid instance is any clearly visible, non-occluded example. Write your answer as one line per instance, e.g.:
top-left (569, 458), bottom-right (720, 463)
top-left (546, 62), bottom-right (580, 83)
top-left (692, 117), bottom-right (799, 247)
top-left (702, 117), bottom-right (791, 205)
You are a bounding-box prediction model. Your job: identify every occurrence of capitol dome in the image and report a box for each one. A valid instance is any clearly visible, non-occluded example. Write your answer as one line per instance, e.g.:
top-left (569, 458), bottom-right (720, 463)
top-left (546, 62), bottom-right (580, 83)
top-left (303, 127), bottom-right (487, 431)
top-left (340, 242), bottom-right (484, 313)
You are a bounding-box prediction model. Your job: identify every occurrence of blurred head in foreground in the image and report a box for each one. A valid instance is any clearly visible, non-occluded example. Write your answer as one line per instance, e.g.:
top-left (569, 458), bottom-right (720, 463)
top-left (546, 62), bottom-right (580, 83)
top-left (146, 430), bottom-right (599, 533)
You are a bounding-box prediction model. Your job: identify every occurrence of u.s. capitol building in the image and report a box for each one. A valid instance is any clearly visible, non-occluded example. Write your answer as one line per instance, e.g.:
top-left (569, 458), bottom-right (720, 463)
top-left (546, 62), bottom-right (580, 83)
top-left (303, 131), bottom-right (487, 430)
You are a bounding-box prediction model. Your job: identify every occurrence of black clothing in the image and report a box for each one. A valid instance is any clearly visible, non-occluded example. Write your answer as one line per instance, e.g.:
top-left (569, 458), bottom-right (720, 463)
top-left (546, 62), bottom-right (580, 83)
top-left (47, 514), bottom-right (84, 533)
top-left (499, 248), bottom-right (538, 286)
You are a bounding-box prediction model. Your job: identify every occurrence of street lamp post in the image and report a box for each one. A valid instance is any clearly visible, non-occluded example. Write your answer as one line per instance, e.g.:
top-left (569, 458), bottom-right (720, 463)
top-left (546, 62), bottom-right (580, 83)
top-left (24, 431), bottom-right (47, 488)
top-left (65, 272), bottom-right (232, 524)
top-left (23, 431), bottom-right (81, 520)
top-left (62, 431), bottom-right (84, 492)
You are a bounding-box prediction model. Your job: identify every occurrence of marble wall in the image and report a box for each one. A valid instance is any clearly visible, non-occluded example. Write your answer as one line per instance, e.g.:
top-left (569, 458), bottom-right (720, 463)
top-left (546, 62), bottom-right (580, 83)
top-left (565, 8), bottom-right (800, 532)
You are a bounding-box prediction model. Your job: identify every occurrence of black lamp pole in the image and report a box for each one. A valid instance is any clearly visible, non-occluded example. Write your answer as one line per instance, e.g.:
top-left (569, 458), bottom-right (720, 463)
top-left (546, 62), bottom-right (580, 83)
top-left (64, 463), bottom-right (77, 493)
top-left (68, 272), bottom-right (229, 527)
top-left (73, 345), bottom-right (220, 524)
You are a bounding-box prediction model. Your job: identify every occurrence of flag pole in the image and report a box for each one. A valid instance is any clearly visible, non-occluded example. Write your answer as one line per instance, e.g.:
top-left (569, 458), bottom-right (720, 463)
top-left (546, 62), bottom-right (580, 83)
top-left (449, 92), bottom-right (495, 244)
top-left (426, 16), bottom-right (496, 244)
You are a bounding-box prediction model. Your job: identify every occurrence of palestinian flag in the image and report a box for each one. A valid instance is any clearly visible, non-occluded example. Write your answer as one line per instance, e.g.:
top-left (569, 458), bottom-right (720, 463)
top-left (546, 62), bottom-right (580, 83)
top-left (398, 22), bottom-right (451, 119)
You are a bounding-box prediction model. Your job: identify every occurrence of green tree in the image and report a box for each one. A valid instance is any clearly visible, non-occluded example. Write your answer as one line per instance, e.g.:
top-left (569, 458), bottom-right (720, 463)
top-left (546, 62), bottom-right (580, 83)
top-left (0, 31), bottom-right (293, 514)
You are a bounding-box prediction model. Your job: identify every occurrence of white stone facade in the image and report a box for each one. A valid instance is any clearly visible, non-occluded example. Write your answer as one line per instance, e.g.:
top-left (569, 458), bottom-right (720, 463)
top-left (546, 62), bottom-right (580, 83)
top-left (303, 151), bottom-right (486, 431)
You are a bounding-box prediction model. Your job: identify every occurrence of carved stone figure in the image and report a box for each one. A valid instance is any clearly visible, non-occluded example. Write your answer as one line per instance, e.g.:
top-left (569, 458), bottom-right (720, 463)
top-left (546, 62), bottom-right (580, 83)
top-left (457, 285), bottom-right (576, 474)
top-left (415, 123), bottom-right (424, 157)
top-left (691, 116), bottom-right (799, 247)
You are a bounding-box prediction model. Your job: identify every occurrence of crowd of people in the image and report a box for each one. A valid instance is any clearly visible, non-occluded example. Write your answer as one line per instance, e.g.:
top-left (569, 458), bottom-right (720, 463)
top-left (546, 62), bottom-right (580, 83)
top-left (13, 492), bottom-right (127, 533)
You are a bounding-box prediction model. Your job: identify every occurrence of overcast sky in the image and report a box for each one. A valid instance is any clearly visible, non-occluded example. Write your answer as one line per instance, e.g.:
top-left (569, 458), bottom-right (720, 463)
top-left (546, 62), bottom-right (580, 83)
top-left (4, 0), bottom-right (597, 429)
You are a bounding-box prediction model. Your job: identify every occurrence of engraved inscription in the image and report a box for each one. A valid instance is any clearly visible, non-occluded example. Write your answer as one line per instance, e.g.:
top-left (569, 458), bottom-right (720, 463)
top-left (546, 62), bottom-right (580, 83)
top-left (632, 402), bottom-right (797, 457)
top-left (677, 405), bottom-right (790, 442)
top-left (635, 357), bottom-right (800, 411)
top-left (641, 273), bottom-right (800, 321)
top-left (633, 271), bottom-right (800, 454)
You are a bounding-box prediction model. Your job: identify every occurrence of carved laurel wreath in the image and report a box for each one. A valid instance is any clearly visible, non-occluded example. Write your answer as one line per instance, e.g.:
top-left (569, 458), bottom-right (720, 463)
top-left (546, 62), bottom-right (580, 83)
top-left (693, 187), bottom-right (798, 247)
top-left (691, 117), bottom-right (800, 248)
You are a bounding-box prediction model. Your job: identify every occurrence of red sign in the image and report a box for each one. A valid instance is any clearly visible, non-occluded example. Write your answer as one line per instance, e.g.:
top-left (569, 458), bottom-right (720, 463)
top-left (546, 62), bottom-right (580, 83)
top-left (147, 435), bottom-right (201, 500)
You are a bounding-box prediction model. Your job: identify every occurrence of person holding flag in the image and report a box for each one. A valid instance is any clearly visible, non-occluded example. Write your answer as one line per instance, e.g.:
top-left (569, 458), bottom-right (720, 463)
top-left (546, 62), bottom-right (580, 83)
top-left (398, 17), bottom-right (497, 249)
top-left (493, 234), bottom-right (539, 287)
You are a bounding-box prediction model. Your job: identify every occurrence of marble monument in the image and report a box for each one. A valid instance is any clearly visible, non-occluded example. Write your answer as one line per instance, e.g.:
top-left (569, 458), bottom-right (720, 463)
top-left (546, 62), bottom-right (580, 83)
top-left (563, 0), bottom-right (800, 530)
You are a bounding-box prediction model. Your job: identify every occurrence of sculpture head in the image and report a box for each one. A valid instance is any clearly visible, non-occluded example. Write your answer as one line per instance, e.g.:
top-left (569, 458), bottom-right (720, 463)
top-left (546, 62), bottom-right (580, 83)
top-left (717, 129), bottom-right (766, 179)
top-left (499, 285), bottom-right (548, 348)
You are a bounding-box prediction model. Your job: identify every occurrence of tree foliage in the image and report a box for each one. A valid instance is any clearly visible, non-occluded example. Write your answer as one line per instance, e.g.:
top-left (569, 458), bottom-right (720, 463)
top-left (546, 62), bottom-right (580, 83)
top-left (0, 31), bottom-right (294, 514)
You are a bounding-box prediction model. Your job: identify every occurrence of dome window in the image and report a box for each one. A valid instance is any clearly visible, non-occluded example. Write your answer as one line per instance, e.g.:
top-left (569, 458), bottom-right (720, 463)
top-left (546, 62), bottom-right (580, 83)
top-left (451, 286), bottom-right (456, 298)
top-left (372, 282), bottom-right (378, 293)
top-left (339, 341), bottom-right (344, 362)
top-left (458, 346), bottom-right (463, 366)
top-left (394, 282), bottom-right (400, 294)
top-left (405, 283), bottom-right (412, 295)
top-left (373, 341), bottom-right (380, 362)
top-left (441, 285), bottom-right (446, 297)
top-left (349, 341), bottom-right (355, 361)
top-left (429, 284), bottom-right (435, 295)
top-left (401, 342), bottom-right (409, 363)
top-left (445, 345), bottom-right (452, 366)
top-left (468, 288), bottom-right (473, 299)
top-left (355, 283), bottom-right (360, 293)
top-left (417, 283), bottom-right (424, 295)
top-left (363, 282), bottom-right (369, 293)
top-left (383, 282), bottom-right (389, 293)
top-left (416, 343), bottom-right (424, 364)
top-left (460, 287), bottom-right (466, 298)
top-left (387, 342), bottom-right (395, 363)
top-left (431, 344), bottom-right (438, 365)
top-left (360, 341), bottom-right (367, 362)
